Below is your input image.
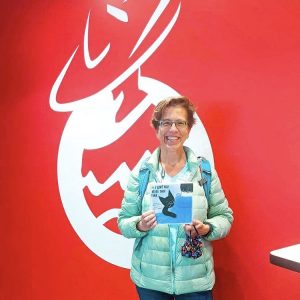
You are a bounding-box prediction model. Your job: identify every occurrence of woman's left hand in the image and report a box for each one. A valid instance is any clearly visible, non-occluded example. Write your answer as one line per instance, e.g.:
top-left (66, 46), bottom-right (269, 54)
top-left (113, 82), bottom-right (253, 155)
top-left (184, 220), bottom-right (210, 238)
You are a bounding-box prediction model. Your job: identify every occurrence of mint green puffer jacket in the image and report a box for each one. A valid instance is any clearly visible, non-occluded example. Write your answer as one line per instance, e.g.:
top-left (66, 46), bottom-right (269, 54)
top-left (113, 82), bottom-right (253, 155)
top-left (118, 147), bottom-right (233, 295)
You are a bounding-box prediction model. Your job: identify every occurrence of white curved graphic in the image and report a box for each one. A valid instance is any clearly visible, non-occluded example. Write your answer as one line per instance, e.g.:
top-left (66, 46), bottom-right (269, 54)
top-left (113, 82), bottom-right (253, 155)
top-left (130, 0), bottom-right (170, 57)
top-left (51, 1), bottom-right (214, 269)
top-left (84, 11), bottom-right (111, 69)
top-left (107, 4), bottom-right (128, 22)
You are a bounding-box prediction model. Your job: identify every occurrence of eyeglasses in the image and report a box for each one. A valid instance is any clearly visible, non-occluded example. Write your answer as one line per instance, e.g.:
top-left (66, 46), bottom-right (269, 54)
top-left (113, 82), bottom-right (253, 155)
top-left (158, 119), bottom-right (188, 129)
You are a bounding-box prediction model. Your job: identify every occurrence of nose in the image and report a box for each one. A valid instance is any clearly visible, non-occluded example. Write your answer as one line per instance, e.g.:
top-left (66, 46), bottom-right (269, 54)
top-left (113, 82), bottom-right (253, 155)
top-left (169, 122), bottom-right (178, 131)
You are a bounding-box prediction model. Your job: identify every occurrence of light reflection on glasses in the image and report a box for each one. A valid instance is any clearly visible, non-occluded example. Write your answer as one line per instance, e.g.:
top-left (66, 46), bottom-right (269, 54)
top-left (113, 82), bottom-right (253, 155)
top-left (159, 119), bottom-right (188, 129)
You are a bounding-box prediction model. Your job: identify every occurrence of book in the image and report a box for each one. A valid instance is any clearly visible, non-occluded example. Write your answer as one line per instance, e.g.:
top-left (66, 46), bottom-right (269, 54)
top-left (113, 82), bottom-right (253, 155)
top-left (150, 182), bottom-right (193, 224)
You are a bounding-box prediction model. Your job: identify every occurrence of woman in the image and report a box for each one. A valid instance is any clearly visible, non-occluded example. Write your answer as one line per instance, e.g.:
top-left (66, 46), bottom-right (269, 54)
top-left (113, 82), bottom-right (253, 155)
top-left (118, 96), bottom-right (233, 300)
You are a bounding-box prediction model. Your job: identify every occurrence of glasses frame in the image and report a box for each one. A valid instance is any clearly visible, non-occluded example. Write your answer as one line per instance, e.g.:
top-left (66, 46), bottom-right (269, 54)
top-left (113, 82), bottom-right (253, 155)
top-left (158, 119), bottom-right (188, 129)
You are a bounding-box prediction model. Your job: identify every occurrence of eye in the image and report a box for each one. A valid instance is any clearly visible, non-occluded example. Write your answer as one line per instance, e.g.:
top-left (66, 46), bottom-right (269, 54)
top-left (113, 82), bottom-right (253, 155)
top-left (176, 120), bottom-right (187, 127)
top-left (162, 120), bottom-right (172, 127)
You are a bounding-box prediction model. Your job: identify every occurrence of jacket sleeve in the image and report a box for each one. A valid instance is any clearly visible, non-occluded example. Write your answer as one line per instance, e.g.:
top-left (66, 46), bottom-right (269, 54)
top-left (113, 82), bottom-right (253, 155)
top-left (118, 168), bottom-right (148, 239)
top-left (204, 169), bottom-right (233, 241)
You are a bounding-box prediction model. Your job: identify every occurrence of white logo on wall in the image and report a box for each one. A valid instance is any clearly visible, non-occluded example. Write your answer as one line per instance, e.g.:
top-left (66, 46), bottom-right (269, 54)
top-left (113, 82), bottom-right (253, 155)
top-left (50, 1), bottom-right (213, 269)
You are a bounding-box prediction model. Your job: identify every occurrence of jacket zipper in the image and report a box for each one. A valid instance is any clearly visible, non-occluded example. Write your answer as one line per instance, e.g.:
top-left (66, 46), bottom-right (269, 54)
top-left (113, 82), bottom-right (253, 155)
top-left (168, 225), bottom-right (175, 294)
top-left (169, 224), bottom-right (178, 294)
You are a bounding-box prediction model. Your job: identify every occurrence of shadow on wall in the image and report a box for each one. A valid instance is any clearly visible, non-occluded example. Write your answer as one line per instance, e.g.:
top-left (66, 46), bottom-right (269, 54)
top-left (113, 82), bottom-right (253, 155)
top-left (214, 266), bottom-right (245, 300)
top-left (199, 102), bottom-right (246, 299)
top-left (213, 241), bottom-right (246, 300)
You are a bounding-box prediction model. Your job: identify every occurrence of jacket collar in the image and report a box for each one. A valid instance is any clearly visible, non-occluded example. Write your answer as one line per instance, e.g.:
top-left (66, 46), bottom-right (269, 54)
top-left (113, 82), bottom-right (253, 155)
top-left (145, 146), bottom-right (199, 176)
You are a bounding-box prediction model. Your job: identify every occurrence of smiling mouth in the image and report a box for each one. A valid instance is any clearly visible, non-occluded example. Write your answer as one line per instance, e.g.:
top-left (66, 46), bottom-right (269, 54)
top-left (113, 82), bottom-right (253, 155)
top-left (165, 136), bottom-right (180, 144)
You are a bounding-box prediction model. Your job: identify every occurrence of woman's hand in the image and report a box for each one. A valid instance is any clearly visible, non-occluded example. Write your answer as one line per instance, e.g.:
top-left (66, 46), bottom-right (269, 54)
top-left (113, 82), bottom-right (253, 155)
top-left (184, 219), bottom-right (210, 238)
top-left (137, 210), bottom-right (157, 232)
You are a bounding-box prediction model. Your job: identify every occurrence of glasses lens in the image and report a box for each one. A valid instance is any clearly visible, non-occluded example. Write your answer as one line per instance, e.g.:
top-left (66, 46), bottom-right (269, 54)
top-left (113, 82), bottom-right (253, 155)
top-left (159, 120), bottom-right (187, 128)
top-left (162, 120), bottom-right (172, 127)
top-left (176, 120), bottom-right (187, 127)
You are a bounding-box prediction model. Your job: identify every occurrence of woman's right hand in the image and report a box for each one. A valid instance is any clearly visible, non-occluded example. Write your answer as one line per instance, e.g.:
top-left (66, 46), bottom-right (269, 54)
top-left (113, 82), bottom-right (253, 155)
top-left (137, 210), bottom-right (157, 232)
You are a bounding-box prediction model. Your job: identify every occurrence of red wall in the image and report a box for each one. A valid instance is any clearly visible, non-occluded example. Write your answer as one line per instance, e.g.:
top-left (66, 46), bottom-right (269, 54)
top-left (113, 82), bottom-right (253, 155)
top-left (1, 1), bottom-right (300, 299)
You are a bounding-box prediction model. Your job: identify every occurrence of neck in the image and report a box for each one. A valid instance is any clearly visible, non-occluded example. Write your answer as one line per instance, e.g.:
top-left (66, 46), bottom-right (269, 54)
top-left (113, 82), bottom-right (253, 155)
top-left (160, 147), bottom-right (186, 176)
top-left (160, 147), bottom-right (186, 163)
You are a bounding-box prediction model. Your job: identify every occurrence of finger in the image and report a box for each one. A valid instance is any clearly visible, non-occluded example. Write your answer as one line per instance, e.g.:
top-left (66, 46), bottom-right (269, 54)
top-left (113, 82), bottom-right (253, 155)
top-left (149, 220), bottom-right (157, 229)
top-left (142, 210), bottom-right (155, 218)
top-left (146, 219), bottom-right (155, 229)
top-left (143, 216), bottom-right (156, 225)
top-left (185, 224), bottom-right (193, 231)
top-left (140, 216), bottom-right (156, 231)
top-left (184, 224), bottom-right (192, 234)
top-left (183, 225), bottom-right (188, 234)
top-left (148, 214), bottom-right (157, 222)
top-left (148, 214), bottom-right (157, 224)
top-left (192, 219), bottom-right (201, 226)
top-left (193, 226), bottom-right (200, 237)
top-left (143, 214), bottom-right (155, 225)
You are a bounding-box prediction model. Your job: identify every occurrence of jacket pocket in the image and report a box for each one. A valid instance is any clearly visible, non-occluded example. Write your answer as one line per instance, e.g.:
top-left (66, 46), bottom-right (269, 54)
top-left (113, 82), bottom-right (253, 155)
top-left (134, 237), bottom-right (145, 273)
top-left (134, 237), bottom-right (143, 251)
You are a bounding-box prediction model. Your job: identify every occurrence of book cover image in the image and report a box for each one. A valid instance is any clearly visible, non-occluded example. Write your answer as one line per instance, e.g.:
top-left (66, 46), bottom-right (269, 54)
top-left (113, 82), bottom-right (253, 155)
top-left (150, 183), bottom-right (193, 224)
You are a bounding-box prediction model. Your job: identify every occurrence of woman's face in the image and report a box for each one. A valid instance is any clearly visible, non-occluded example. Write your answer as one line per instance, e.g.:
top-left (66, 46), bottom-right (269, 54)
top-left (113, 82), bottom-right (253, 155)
top-left (156, 105), bottom-right (190, 152)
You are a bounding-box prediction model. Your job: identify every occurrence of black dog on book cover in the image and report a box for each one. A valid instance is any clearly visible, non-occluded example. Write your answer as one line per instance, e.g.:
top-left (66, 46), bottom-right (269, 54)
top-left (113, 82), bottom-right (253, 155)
top-left (159, 190), bottom-right (177, 218)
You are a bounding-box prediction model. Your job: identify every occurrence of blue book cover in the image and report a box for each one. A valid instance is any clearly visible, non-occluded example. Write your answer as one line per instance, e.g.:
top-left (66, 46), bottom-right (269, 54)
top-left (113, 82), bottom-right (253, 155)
top-left (150, 183), bottom-right (193, 224)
